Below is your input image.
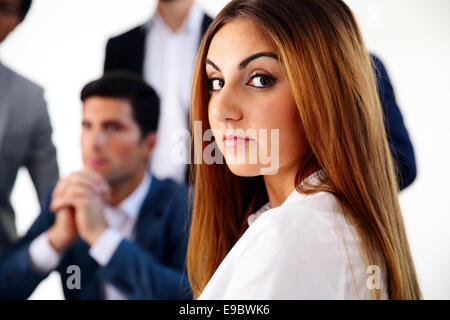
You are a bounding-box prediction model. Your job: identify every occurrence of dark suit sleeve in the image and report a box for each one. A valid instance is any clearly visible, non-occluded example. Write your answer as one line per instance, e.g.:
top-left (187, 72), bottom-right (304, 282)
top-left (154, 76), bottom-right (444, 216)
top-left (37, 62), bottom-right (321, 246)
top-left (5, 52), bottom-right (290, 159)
top-left (104, 26), bottom-right (146, 76)
top-left (104, 38), bottom-right (118, 73)
top-left (372, 55), bottom-right (417, 190)
top-left (0, 193), bottom-right (56, 299)
top-left (25, 94), bottom-right (59, 202)
top-left (96, 188), bottom-right (191, 300)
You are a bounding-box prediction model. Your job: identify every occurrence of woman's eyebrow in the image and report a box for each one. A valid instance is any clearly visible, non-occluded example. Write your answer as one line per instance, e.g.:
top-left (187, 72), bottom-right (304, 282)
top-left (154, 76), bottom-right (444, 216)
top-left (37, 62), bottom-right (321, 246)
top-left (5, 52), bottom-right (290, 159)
top-left (205, 59), bottom-right (221, 72)
top-left (239, 52), bottom-right (278, 69)
top-left (205, 52), bottom-right (278, 72)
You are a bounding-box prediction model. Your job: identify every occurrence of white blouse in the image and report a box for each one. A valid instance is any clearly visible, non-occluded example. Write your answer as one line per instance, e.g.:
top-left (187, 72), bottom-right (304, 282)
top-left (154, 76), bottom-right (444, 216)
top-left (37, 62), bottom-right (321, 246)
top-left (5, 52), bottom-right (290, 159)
top-left (199, 172), bottom-right (388, 299)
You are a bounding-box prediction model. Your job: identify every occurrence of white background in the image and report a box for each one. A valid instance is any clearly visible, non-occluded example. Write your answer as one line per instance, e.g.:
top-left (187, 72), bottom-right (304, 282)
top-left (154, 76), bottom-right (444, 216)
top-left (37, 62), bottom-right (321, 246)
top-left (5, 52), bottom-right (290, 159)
top-left (0, 0), bottom-right (449, 299)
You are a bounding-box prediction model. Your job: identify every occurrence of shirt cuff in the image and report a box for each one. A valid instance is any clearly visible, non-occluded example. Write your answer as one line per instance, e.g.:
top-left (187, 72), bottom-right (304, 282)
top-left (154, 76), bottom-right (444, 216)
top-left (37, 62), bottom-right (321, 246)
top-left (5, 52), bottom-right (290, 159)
top-left (28, 232), bottom-right (61, 274)
top-left (89, 228), bottom-right (123, 266)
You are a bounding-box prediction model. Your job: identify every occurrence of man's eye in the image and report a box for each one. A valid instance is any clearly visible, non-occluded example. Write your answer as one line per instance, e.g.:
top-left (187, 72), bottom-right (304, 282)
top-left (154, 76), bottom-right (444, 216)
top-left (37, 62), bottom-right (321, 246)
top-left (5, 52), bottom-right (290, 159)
top-left (208, 78), bottom-right (224, 92)
top-left (106, 123), bottom-right (120, 131)
top-left (247, 74), bottom-right (276, 89)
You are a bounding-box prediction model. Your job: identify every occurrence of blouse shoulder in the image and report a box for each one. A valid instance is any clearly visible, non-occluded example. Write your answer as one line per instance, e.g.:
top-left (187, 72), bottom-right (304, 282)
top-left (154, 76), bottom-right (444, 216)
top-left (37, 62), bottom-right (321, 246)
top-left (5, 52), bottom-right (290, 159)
top-left (220, 192), bottom-right (372, 299)
top-left (249, 190), bottom-right (344, 240)
top-left (199, 186), bottom-right (387, 299)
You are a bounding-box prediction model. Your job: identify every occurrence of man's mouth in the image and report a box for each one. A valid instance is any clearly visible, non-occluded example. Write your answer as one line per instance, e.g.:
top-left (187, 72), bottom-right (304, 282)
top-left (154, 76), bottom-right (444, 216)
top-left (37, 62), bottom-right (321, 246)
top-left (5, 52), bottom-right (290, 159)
top-left (87, 159), bottom-right (107, 169)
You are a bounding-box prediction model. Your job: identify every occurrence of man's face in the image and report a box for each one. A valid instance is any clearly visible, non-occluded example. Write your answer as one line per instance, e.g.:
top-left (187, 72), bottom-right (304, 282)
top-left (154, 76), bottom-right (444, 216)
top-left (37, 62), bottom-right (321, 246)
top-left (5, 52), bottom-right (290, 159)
top-left (0, 0), bottom-right (22, 43)
top-left (81, 97), bottom-right (154, 186)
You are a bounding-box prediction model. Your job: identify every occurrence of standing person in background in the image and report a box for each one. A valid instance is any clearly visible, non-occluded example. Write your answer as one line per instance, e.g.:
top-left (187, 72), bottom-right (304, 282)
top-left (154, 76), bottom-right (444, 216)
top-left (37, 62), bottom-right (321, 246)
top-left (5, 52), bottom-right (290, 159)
top-left (104, 0), bottom-right (213, 185)
top-left (0, 0), bottom-right (59, 257)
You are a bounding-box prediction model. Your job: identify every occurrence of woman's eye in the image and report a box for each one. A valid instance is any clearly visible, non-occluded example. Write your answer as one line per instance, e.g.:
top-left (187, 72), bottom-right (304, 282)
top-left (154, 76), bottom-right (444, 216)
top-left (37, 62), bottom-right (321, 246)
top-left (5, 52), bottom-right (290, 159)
top-left (247, 74), bottom-right (275, 89)
top-left (208, 78), bottom-right (224, 92)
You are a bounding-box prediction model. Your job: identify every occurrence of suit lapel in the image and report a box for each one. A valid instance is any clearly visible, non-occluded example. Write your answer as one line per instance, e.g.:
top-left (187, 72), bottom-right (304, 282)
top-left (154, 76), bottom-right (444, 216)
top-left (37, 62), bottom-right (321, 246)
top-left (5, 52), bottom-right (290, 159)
top-left (0, 62), bottom-right (12, 150)
top-left (134, 176), bottom-right (164, 245)
top-left (132, 25), bottom-right (147, 77)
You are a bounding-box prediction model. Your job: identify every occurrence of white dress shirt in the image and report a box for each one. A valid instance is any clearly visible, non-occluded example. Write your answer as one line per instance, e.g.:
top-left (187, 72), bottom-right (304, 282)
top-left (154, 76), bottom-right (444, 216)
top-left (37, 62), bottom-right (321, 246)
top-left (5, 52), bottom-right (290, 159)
top-left (199, 171), bottom-right (388, 300)
top-left (29, 173), bottom-right (151, 300)
top-left (143, 3), bottom-right (204, 184)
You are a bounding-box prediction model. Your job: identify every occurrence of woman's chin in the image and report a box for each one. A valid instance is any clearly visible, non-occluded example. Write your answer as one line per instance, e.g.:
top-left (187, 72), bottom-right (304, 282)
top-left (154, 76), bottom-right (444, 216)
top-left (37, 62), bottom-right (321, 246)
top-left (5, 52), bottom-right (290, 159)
top-left (225, 163), bottom-right (262, 177)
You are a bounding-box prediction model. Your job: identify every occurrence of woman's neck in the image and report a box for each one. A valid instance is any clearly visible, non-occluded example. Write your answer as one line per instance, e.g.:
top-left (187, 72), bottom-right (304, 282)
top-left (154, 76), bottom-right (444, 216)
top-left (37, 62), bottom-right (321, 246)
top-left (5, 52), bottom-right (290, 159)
top-left (157, 0), bottom-right (194, 32)
top-left (263, 161), bottom-right (299, 209)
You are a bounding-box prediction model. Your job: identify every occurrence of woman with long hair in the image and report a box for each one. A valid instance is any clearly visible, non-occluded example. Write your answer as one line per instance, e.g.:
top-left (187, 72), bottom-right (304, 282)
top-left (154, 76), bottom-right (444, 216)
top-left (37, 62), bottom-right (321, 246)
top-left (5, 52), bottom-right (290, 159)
top-left (188, 0), bottom-right (421, 299)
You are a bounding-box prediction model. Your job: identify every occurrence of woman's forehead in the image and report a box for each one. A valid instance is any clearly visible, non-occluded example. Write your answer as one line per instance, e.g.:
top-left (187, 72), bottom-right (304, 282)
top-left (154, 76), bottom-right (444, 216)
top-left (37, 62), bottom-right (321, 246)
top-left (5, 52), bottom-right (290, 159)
top-left (207, 18), bottom-right (276, 61)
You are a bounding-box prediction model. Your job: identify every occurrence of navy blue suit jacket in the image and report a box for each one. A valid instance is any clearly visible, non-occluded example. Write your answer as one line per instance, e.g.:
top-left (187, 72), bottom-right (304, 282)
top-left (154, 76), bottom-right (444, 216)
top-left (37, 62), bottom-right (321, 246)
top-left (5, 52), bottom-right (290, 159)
top-left (371, 55), bottom-right (416, 189)
top-left (0, 176), bottom-right (192, 300)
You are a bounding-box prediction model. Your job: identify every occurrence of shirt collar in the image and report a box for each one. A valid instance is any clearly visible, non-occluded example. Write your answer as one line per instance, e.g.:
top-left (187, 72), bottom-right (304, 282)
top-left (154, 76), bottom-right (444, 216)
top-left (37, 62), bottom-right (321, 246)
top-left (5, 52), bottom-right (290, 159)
top-left (247, 170), bottom-right (325, 226)
top-left (145, 2), bottom-right (203, 35)
top-left (282, 170), bottom-right (325, 206)
top-left (115, 172), bottom-right (151, 221)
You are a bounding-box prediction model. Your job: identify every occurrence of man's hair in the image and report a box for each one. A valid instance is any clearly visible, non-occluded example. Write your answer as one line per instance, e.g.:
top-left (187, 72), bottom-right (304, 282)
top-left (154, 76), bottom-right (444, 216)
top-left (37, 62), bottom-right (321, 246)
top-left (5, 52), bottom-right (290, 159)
top-left (19, 0), bottom-right (32, 19)
top-left (80, 72), bottom-right (160, 138)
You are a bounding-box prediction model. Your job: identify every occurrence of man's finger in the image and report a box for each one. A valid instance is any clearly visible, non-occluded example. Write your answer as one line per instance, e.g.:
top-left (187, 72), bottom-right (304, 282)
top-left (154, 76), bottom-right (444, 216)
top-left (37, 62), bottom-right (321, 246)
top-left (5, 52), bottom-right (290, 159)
top-left (77, 169), bottom-right (111, 198)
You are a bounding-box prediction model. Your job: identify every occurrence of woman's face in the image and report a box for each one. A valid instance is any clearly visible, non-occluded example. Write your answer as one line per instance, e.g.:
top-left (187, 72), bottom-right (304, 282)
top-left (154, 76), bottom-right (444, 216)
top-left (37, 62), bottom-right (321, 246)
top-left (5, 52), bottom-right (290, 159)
top-left (206, 18), bottom-right (308, 177)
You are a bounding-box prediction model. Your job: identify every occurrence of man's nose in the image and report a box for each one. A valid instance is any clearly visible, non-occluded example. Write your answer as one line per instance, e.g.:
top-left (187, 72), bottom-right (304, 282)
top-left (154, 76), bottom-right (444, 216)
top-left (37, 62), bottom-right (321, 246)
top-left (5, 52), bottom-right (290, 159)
top-left (92, 130), bottom-right (107, 149)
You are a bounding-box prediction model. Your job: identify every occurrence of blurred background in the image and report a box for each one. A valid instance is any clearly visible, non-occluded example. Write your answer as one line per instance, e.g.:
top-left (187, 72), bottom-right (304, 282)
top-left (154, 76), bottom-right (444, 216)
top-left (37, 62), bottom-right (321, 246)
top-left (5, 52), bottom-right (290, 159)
top-left (0, 0), bottom-right (449, 299)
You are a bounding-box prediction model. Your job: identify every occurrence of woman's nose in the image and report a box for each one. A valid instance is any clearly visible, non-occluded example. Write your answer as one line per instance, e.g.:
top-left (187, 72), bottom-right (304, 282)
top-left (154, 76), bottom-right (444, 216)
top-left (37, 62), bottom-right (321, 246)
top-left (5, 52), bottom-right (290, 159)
top-left (209, 85), bottom-right (243, 123)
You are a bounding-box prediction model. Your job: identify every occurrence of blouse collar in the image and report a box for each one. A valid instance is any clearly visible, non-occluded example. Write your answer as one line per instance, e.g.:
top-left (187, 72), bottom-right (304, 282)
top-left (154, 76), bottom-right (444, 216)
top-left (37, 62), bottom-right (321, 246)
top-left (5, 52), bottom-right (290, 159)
top-left (247, 170), bottom-right (325, 226)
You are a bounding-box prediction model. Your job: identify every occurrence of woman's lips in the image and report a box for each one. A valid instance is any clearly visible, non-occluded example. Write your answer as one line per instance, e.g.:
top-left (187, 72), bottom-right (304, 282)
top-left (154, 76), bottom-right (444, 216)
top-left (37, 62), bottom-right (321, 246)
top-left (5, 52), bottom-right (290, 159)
top-left (223, 135), bottom-right (253, 147)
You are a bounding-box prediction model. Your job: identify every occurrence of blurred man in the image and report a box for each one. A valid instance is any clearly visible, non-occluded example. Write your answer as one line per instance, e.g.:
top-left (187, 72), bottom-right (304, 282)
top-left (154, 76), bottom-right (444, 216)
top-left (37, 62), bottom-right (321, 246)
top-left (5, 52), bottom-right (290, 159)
top-left (105, 0), bottom-right (213, 184)
top-left (0, 0), bottom-right (58, 257)
top-left (0, 73), bottom-right (191, 300)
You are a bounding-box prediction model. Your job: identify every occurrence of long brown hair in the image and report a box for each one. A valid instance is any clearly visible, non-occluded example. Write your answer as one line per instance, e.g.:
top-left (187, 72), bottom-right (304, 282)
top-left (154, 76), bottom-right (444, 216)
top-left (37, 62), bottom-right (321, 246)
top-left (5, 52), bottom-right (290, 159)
top-left (188, 0), bottom-right (421, 299)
